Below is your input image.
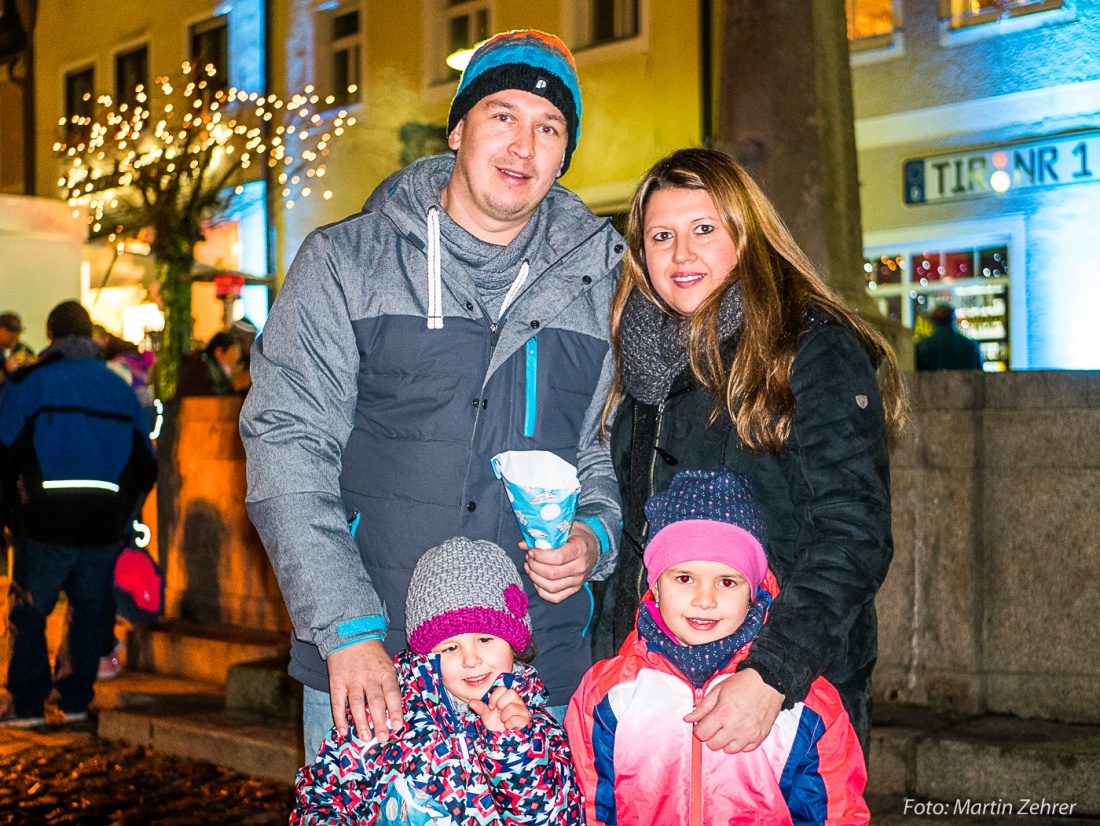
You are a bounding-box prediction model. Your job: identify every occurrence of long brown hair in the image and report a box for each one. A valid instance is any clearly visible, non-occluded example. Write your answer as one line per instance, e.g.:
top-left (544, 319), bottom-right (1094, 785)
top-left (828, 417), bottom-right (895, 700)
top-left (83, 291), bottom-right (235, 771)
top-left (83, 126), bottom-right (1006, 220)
top-left (601, 148), bottom-right (907, 452)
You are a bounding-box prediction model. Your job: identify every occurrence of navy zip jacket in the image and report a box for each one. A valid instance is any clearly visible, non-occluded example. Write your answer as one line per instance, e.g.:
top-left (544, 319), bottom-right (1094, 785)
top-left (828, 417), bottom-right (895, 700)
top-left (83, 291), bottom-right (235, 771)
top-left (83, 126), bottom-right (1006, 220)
top-left (0, 336), bottom-right (157, 546)
top-left (605, 315), bottom-right (894, 733)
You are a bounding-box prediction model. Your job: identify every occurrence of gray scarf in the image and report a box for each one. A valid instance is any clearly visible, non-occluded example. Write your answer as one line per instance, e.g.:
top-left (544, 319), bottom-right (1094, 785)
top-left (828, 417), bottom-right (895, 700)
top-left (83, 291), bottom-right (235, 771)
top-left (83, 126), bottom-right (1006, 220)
top-left (619, 283), bottom-right (744, 405)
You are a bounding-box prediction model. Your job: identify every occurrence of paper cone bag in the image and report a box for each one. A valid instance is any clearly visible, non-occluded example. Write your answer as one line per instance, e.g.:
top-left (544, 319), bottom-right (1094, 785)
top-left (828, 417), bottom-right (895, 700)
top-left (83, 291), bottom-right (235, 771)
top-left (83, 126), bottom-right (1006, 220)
top-left (491, 450), bottom-right (580, 550)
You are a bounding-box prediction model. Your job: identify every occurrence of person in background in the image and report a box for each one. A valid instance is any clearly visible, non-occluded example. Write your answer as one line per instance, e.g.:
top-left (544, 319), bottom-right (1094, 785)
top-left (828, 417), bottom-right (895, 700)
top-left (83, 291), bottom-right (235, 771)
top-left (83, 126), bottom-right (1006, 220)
top-left (0, 301), bottom-right (156, 726)
top-left (914, 304), bottom-right (983, 372)
top-left (177, 330), bottom-right (244, 397)
top-left (0, 312), bottom-right (34, 381)
top-left (599, 148), bottom-right (906, 760)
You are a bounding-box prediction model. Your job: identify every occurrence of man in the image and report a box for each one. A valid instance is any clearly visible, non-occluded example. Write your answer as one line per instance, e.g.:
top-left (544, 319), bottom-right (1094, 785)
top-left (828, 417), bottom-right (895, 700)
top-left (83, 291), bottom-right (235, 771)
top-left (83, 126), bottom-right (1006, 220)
top-left (241, 30), bottom-right (623, 757)
top-left (915, 304), bottom-right (983, 371)
top-left (0, 312), bottom-right (34, 381)
top-left (0, 301), bottom-right (156, 726)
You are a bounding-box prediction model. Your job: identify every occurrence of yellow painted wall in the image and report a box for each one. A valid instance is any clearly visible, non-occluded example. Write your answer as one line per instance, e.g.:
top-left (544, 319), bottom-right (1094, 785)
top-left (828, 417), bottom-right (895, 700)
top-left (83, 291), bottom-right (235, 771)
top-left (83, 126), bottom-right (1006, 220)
top-left (34, 0), bottom-right (227, 199)
top-left (276, 0), bottom-right (706, 270)
top-left (33, 0), bottom-right (707, 280)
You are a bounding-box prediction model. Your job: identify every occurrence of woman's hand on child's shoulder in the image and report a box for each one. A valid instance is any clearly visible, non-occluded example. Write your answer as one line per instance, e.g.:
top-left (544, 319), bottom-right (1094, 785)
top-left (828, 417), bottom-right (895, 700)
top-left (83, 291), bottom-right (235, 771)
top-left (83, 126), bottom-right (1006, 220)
top-left (469, 687), bottom-right (531, 733)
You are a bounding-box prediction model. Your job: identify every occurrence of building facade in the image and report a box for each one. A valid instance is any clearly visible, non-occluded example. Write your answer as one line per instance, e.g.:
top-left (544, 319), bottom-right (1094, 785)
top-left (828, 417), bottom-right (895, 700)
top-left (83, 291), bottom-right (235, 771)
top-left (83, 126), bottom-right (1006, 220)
top-left (25, 1), bottom-right (1100, 369)
top-left (849, 0), bottom-right (1100, 370)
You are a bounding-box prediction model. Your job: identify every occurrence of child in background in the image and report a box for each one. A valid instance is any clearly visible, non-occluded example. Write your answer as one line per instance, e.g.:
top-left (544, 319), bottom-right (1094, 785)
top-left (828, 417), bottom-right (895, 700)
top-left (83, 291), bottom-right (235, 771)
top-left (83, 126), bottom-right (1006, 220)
top-left (293, 537), bottom-right (583, 826)
top-left (566, 469), bottom-right (869, 826)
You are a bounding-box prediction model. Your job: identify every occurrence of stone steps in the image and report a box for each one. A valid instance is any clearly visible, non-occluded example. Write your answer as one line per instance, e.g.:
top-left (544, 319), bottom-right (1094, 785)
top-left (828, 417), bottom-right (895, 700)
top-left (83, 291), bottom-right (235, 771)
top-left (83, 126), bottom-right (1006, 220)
top-left (94, 670), bottom-right (301, 784)
top-left (126, 620), bottom-right (288, 686)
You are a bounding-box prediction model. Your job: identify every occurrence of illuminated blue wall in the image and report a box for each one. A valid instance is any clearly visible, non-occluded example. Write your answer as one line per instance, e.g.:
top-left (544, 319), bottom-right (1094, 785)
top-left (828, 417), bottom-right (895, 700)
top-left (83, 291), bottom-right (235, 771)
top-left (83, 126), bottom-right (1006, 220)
top-left (852, 1), bottom-right (1100, 369)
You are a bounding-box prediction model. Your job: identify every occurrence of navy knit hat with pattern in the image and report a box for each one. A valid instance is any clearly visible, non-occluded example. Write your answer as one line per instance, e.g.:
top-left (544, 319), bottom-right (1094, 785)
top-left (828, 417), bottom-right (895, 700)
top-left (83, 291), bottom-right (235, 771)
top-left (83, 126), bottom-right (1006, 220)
top-left (448, 30), bottom-right (582, 174)
top-left (643, 469), bottom-right (770, 595)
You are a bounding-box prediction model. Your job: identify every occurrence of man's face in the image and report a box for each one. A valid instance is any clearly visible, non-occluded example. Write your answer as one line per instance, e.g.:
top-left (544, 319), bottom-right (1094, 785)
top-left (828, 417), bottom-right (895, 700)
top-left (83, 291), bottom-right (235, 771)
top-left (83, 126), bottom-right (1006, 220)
top-left (445, 89), bottom-right (568, 237)
top-left (0, 328), bottom-right (19, 350)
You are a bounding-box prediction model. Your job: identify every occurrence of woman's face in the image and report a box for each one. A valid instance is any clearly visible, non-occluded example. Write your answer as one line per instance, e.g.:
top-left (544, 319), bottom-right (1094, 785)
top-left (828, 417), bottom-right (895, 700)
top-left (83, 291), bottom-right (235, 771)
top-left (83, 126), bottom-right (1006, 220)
top-left (642, 187), bottom-right (739, 317)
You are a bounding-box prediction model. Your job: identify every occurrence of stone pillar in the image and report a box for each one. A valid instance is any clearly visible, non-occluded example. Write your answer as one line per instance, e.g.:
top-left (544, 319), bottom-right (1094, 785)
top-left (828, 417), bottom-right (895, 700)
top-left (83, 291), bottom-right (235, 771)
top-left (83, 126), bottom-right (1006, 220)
top-left (160, 396), bottom-right (291, 632)
top-left (715, 0), bottom-right (873, 319)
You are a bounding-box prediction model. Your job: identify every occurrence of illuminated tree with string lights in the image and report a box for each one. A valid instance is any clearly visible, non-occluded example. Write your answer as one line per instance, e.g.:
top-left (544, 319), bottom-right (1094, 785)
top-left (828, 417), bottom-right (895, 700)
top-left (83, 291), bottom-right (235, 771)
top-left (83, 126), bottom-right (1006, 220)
top-left (54, 60), bottom-right (357, 399)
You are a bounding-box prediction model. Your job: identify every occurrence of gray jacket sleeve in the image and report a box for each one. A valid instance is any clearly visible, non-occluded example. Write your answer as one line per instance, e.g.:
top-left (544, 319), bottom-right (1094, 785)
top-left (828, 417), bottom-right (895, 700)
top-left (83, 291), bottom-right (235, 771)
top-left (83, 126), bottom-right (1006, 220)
top-left (574, 349), bottom-right (622, 581)
top-left (240, 229), bottom-right (385, 659)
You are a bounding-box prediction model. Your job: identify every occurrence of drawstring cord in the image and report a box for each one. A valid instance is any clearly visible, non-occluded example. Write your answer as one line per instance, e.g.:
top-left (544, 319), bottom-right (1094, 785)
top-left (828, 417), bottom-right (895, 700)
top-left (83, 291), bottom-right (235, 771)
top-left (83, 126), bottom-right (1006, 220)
top-left (424, 204), bottom-right (531, 331)
top-left (426, 206), bottom-right (443, 329)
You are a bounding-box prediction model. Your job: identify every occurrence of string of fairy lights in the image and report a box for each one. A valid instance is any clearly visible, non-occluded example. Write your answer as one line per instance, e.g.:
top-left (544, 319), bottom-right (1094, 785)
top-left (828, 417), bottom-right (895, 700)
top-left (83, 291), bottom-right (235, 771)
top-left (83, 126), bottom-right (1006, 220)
top-left (54, 60), bottom-right (357, 248)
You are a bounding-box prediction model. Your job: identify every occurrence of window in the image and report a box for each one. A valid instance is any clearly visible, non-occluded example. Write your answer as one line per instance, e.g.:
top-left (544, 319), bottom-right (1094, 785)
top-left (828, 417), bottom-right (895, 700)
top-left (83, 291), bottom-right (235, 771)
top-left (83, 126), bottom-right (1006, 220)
top-left (316, 4), bottom-right (362, 107)
top-left (579, 0), bottom-right (639, 48)
top-left (64, 66), bottom-right (95, 140)
top-left (864, 244), bottom-right (1011, 371)
top-left (940, 0), bottom-right (1063, 30)
top-left (847, 0), bottom-right (895, 46)
top-left (190, 16), bottom-right (229, 91)
top-left (331, 9), bottom-right (361, 106)
top-left (115, 45), bottom-right (148, 110)
top-left (443, 0), bottom-right (490, 80)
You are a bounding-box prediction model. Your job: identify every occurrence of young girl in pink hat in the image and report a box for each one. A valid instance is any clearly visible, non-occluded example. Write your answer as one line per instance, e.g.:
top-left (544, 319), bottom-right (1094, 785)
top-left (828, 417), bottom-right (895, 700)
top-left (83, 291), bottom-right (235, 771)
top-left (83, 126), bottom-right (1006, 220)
top-left (566, 469), bottom-right (869, 826)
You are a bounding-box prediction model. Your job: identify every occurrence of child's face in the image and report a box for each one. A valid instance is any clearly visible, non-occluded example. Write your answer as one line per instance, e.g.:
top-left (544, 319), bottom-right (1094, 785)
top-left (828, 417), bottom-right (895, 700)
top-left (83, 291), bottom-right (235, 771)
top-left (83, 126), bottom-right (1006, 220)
top-left (430, 633), bottom-right (515, 704)
top-left (653, 560), bottom-right (753, 645)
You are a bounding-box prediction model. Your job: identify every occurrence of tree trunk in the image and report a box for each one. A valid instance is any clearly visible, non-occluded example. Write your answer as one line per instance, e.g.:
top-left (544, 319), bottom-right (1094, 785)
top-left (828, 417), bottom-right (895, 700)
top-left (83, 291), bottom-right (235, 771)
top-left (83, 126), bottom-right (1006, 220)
top-left (715, 0), bottom-right (869, 312)
top-left (155, 256), bottom-right (193, 401)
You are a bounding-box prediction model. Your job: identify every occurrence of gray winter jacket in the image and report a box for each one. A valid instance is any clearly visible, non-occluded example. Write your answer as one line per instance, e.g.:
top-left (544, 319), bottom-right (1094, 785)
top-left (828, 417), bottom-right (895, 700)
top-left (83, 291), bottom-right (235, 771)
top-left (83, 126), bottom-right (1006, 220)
top-left (240, 154), bottom-right (623, 704)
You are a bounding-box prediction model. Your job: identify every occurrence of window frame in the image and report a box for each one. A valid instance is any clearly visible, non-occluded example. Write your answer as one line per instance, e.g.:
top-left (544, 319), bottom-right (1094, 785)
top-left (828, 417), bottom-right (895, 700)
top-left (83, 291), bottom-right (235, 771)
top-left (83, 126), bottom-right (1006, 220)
top-left (188, 13), bottom-right (230, 92)
top-left (863, 215), bottom-right (1028, 369)
top-left (62, 63), bottom-right (96, 142)
top-left (560, 0), bottom-right (650, 66)
top-left (937, 0), bottom-right (1075, 45)
top-left (114, 42), bottom-right (150, 112)
top-left (313, 0), bottom-right (366, 111)
top-left (938, 0), bottom-right (1063, 30)
top-left (419, 0), bottom-right (496, 104)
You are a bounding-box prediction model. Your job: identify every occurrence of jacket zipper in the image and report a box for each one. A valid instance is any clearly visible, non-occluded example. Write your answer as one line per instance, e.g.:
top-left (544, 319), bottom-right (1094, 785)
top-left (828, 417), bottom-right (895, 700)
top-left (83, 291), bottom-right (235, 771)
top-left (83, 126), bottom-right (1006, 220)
top-left (637, 398), bottom-right (667, 597)
top-left (691, 686), bottom-right (704, 826)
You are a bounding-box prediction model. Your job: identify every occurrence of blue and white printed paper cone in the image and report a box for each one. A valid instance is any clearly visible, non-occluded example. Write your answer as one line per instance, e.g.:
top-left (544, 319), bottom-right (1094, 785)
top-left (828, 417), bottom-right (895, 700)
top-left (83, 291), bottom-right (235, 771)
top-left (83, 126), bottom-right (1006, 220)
top-left (491, 450), bottom-right (581, 550)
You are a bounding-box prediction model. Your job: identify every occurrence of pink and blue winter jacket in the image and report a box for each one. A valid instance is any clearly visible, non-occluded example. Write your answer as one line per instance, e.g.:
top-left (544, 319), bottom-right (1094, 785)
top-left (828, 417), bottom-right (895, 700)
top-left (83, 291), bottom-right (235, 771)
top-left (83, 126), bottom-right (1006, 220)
top-left (292, 649), bottom-right (583, 826)
top-left (565, 573), bottom-right (869, 826)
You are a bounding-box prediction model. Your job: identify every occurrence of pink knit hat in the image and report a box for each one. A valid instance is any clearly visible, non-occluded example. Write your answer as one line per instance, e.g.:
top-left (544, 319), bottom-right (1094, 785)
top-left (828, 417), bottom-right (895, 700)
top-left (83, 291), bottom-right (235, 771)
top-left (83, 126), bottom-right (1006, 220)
top-left (643, 469), bottom-right (769, 595)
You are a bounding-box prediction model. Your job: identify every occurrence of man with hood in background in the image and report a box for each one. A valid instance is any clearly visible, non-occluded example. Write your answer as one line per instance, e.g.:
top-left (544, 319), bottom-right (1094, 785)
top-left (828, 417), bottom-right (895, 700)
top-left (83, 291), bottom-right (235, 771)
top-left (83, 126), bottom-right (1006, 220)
top-left (0, 300), bottom-right (156, 726)
top-left (240, 31), bottom-right (623, 758)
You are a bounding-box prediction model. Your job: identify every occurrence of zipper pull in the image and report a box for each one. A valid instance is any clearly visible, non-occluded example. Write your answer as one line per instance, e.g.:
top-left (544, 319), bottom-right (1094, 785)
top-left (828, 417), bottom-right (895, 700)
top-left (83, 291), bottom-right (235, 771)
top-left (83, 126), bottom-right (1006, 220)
top-left (489, 322), bottom-right (499, 348)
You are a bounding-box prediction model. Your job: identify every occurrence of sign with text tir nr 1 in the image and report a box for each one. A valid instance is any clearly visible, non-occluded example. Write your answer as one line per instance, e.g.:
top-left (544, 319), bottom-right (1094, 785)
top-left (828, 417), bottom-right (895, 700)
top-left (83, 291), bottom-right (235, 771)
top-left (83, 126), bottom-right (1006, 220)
top-left (904, 132), bottom-right (1099, 204)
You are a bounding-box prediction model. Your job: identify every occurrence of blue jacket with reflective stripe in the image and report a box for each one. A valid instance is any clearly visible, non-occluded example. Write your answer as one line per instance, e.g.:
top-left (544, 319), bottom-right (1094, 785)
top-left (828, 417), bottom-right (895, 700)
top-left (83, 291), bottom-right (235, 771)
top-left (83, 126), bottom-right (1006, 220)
top-left (0, 336), bottom-right (157, 546)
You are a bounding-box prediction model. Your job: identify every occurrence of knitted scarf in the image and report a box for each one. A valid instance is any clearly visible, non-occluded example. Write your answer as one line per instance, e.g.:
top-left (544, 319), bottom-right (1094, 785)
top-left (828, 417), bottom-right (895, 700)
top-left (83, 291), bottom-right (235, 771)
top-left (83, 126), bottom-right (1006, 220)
top-left (637, 590), bottom-right (771, 689)
top-left (619, 282), bottom-right (744, 405)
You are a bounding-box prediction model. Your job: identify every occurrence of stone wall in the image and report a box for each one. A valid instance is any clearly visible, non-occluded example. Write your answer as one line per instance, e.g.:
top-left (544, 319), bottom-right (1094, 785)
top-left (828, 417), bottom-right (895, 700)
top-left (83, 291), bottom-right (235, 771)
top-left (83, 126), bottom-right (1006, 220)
top-left (162, 396), bottom-right (292, 633)
top-left (876, 370), bottom-right (1100, 724)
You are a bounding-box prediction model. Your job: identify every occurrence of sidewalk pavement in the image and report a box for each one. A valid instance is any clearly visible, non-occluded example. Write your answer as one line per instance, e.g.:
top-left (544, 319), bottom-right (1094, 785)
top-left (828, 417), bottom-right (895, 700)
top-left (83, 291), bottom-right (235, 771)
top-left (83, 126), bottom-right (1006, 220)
top-left (2, 667), bottom-right (1100, 824)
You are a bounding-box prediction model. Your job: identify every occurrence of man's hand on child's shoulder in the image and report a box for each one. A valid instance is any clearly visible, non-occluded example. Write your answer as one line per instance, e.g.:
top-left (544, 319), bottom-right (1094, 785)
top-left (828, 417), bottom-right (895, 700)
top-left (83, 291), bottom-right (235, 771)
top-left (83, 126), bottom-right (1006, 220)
top-left (469, 687), bottom-right (531, 732)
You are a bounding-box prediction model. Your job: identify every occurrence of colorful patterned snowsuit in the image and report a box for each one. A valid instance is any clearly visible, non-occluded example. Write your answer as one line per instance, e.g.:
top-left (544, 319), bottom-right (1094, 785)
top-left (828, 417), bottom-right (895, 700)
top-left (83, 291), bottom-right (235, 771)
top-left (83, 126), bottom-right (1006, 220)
top-left (293, 650), bottom-right (582, 825)
top-left (565, 573), bottom-right (869, 826)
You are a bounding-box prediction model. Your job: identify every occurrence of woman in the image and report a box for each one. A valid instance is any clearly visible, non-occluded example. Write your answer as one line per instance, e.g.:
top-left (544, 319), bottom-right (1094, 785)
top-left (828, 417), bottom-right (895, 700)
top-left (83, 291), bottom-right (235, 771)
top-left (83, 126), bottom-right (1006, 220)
top-left (599, 148), bottom-right (906, 758)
